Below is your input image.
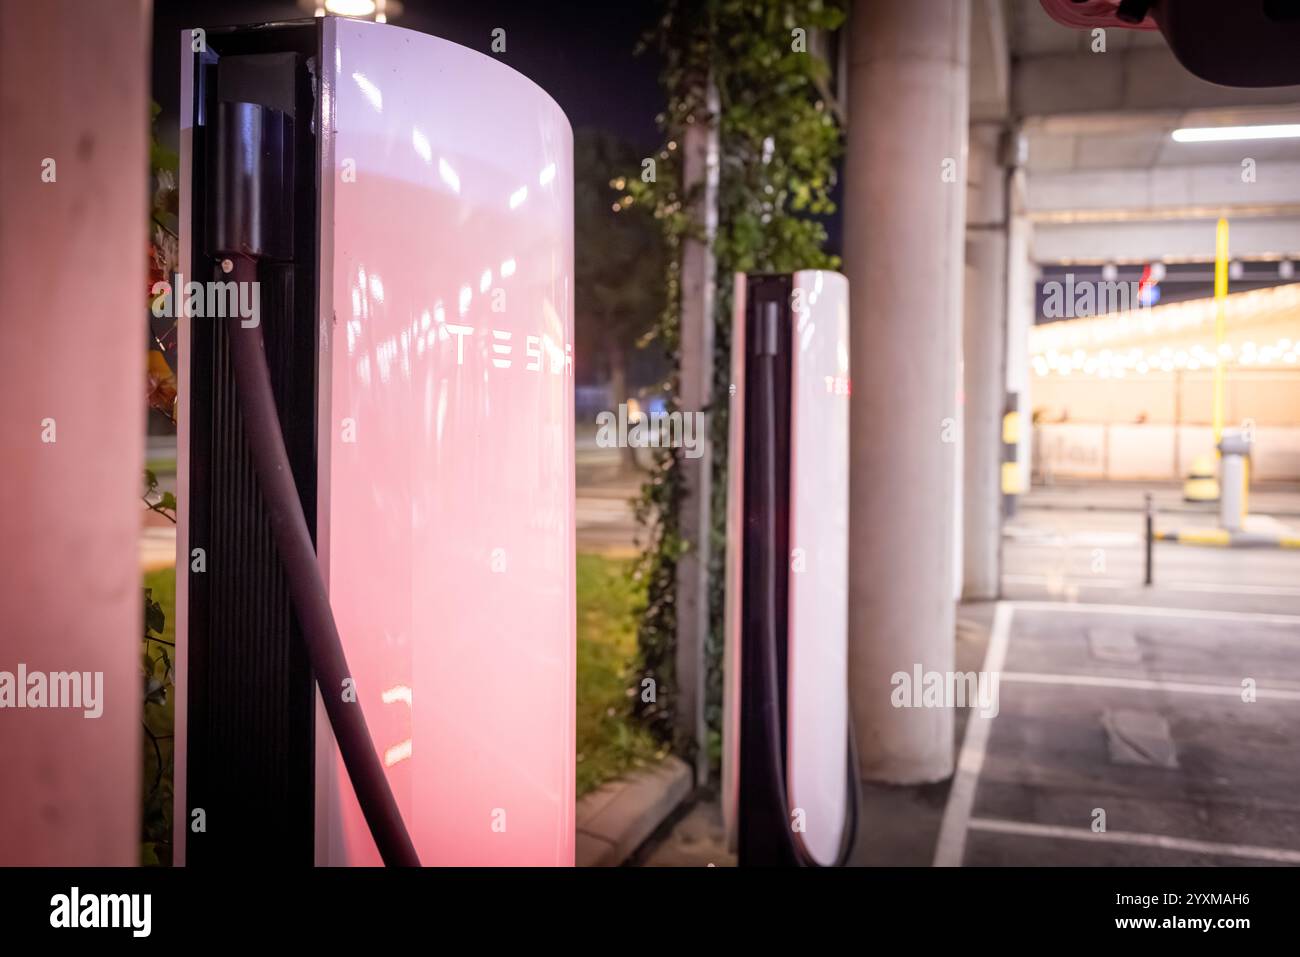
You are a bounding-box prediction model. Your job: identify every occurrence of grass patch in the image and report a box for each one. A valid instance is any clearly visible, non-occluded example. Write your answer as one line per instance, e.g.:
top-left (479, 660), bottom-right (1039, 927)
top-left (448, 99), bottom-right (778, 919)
top-left (142, 566), bottom-right (176, 866)
top-left (576, 552), bottom-right (664, 797)
top-left (144, 567), bottom-right (175, 624)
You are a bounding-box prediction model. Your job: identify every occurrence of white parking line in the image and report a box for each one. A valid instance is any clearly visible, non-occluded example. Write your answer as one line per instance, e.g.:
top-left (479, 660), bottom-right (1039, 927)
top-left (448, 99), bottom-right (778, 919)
top-left (1001, 671), bottom-right (1300, 701)
top-left (969, 817), bottom-right (1300, 865)
top-left (1005, 574), bottom-right (1300, 599)
top-left (1002, 531), bottom-right (1140, 547)
top-left (934, 599), bottom-right (1300, 866)
top-left (1011, 600), bottom-right (1300, 626)
top-left (933, 602), bottom-right (1013, 868)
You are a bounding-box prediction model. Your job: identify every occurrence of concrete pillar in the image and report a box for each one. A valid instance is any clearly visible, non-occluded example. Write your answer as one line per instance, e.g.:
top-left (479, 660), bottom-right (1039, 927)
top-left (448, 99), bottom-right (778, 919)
top-left (962, 124), bottom-right (1007, 600)
top-left (1005, 177), bottom-right (1035, 496)
top-left (845, 0), bottom-right (970, 783)
top-left (0, 1), bottom-right (150, 864)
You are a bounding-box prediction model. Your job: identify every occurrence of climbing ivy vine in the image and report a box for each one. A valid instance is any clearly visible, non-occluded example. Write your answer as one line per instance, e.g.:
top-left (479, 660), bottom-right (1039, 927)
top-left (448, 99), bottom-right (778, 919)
top-left (624, 0), bottom-right (845, 763)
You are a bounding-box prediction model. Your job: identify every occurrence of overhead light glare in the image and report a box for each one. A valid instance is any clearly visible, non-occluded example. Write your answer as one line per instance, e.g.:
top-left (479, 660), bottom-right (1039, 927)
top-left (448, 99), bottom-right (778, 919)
top-left (1172, 124), bottom-right (1300, 143)
top-left (326, 0), bottom-right (377, 15)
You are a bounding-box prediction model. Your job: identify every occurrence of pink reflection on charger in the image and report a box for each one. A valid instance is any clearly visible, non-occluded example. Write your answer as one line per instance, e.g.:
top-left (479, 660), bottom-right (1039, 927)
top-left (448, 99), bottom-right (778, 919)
top-left (317, 18), bottom-right (575, 866)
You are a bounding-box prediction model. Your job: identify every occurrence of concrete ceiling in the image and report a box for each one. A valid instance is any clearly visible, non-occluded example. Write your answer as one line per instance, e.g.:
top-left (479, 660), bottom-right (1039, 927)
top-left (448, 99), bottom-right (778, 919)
top-left (1008, 0), bottom-right (1300, 173)
top-left (989, 1), bottom-right (1300, 263)
top-left (1026, 114), bottom-right (1300, 173)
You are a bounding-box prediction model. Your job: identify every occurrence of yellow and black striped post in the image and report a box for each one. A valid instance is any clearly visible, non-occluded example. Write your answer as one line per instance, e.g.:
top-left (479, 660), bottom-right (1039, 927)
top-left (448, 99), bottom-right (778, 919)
top-left (1001, 392), bottom-right (1021, 517)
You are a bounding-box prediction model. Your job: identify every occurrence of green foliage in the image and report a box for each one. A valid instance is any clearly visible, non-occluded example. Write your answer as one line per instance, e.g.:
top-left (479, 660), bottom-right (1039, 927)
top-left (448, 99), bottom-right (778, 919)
top-left (141, 472), bottom-right (177, 868)
top-left (149, 100), bottom-right (180, 178)
top-left (576, 554), bottom-right (665, 796)
top-left (141, 100), bottom-right (180, 865)
top-left (141, 566), bottom-right (176, 866)
top-left (628, 0), bottom-right (844, 760)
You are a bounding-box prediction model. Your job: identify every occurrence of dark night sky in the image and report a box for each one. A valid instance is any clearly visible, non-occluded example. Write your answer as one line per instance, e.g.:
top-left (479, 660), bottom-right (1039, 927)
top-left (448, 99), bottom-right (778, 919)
top-left (151, 0), bottom-right (843, 280)
top-left (151, 0), bottom-right (665, 152)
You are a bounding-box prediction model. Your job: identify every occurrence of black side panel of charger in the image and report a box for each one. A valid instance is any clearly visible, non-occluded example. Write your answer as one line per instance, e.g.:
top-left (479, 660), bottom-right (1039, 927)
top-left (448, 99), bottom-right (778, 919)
top-left (184, 23), bottom-right (320, 866)
top-left (737, 275), bottom-right (797, 867)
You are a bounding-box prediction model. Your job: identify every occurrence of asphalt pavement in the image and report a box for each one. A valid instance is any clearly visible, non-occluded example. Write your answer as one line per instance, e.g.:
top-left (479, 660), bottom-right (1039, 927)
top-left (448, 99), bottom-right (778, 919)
top-left (640, 480), bottom-right (1300, 867)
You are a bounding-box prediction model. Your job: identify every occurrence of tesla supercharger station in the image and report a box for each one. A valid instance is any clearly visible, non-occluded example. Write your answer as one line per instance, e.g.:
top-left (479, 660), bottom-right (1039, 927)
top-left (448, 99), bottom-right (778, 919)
top-left (722, 271), bottom-right (858, 867)
top-left (176, 18), bottom-right (575, 866)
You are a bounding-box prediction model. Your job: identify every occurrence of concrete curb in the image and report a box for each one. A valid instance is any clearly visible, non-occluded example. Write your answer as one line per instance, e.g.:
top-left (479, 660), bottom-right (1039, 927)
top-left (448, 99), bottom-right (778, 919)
top-left (576, 756), bottom-right (693, 867)
top-left (1024, 501), bottom-right (1300, 518)
top-left (1155, 527), bottom-right (1300, 548)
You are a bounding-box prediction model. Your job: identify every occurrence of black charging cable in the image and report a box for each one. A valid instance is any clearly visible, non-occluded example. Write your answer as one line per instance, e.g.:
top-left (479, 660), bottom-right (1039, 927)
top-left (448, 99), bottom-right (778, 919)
top-left (223, 255), bottom-right (421, 867)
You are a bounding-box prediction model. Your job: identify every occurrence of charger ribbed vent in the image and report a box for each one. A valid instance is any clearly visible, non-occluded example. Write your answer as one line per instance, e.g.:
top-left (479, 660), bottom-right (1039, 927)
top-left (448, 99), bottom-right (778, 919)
top-left (186, 267), bottom-right (315, 866)
top-left (184, 31), bottom-right (320, 865)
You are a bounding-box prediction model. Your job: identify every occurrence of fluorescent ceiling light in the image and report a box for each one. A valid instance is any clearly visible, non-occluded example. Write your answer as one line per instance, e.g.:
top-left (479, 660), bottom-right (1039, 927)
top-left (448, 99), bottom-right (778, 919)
top-left (1172, 124), bottom-right (1300, 143)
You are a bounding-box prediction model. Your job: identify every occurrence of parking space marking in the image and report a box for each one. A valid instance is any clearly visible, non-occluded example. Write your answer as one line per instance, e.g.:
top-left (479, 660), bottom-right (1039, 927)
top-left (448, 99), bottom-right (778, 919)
top-left (968, 817), bottom-right (1300, 865)
top-left (1005, 574), bottom-right (1300, 598)
top-left (934, 599), bottom-right (1300, 866)
top-left (1011, 600), bottom-right (1300, 626)
top-left (933, 602), bottom-right (1013, 868)
top-left (1001, 671), bottom-right (1300, 701)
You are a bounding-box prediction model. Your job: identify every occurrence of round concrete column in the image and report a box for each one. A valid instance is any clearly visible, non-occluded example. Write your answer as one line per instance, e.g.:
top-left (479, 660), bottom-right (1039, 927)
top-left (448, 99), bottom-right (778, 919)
top-left (0, 1), bottom-right (148, 863)
top-left (962, 124), bottom-right (1008, 601)
top-left (844, 0), bottom-right (970, 783)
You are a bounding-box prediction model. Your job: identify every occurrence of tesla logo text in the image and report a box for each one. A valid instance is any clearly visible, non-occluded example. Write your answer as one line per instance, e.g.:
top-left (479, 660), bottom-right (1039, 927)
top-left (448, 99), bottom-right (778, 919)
top-left (442, 324), bottom-right (572, 375)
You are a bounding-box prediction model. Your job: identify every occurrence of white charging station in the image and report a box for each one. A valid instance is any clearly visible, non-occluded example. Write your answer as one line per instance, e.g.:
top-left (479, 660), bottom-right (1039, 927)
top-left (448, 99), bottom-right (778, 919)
top-left (176, 17), bottom-right (575, 867)
top-left (722, 270), bottom-right (856, 867)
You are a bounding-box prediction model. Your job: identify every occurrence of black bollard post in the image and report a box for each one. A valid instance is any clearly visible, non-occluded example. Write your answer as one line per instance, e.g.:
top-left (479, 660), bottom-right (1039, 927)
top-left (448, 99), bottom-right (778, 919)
top-left (1144, 492), bottom-right (1154, 587)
